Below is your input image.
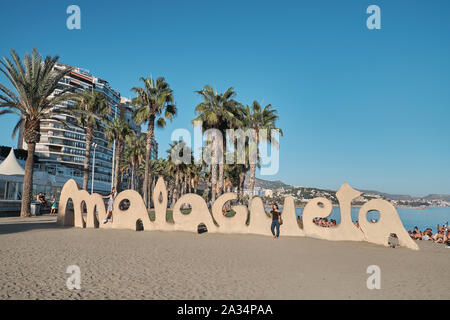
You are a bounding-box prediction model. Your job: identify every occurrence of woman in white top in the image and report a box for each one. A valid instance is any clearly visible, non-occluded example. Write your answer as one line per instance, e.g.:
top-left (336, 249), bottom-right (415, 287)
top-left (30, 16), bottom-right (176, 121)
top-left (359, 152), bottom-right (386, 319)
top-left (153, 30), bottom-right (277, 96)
top-left (102, 187), bottom-right (117, 224)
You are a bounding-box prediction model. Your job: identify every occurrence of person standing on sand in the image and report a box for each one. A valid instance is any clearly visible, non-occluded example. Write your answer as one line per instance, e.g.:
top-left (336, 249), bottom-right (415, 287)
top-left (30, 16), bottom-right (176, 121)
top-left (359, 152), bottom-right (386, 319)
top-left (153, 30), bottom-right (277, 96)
top-left (102, 187), bottom-right (117, 224)
top-left (270, 203), bottom-right (282, 239)
top-left (50, 197), bottom-right (57, 214)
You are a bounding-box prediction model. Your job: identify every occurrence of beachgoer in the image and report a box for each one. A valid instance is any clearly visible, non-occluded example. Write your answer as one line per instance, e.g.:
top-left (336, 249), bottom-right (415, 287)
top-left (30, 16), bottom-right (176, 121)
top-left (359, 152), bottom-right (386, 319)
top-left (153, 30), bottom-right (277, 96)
top-left (37, 192), bottom-right (46, 206)
top-left (412, 226), bottom-right (422, 240)
top-left (270, 203), bottom-right (282, 239)
top-left (102, 187), bottom-right (117, 224)
top-left (50, 197), bottom-right (57, 214)
top-left (388, 233), bottom-right (399, 248)
top-left (433, 229), bottom-right (445, 243)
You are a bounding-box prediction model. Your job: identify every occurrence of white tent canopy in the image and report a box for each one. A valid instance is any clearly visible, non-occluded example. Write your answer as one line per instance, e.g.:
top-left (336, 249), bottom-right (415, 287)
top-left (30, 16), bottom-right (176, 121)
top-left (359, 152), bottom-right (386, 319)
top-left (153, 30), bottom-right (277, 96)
top-left (0, 148), bottom-right (25, 176)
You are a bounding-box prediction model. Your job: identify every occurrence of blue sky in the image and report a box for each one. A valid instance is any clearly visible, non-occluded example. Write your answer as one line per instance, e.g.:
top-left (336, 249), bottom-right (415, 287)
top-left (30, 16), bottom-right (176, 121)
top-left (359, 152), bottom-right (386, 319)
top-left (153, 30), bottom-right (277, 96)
top-left (0, 0), bottom-right (449, 196)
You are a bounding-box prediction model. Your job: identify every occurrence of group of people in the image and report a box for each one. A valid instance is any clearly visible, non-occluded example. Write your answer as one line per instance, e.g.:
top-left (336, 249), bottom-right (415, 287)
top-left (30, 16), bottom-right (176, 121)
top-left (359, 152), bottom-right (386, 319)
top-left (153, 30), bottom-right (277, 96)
top-left (35, 192), bottom-right (58, 214)
top-left (312, 218), bottom-right (338, 227)
top-left (409, 223), bottom-right (449, 244)
top-left (312, 219), bottom-right (380, 228)
top-left (33, 187), bottom-right (117, 220)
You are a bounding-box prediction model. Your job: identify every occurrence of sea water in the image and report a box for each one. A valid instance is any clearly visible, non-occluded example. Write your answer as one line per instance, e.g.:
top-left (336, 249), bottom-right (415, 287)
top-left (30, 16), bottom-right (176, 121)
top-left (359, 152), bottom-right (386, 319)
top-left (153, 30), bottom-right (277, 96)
top-left (295, 207), bottom-right (450, 234)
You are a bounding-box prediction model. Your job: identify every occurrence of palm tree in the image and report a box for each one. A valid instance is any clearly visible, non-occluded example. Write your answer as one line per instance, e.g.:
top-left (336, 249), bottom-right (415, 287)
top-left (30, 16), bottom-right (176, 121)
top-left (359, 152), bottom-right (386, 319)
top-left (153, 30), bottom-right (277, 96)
top-left (105, 118), bottom-right (131, 191)
top-left (140, 158), bottom-right (163, 207)
top-left (239, 101), bottom-right (282, 204)
top-left (224, 164), bottom-right (238, 193)
top-left (224, 150), bottom-right (248, 202)
top-left (149, 158), bottom-right (166, 201)
top-left (0, 48), bottom-right (73, 217)
top-left (186, 162), bottom-right (201, 194)
top-left (193, 85), bottom-right (240, 201)
top-left (64, 90), bottom-right (109, 191)
top-left (121, 132), bottom-right (146, 190)
top-left (165, 156), bottom-right (179, 207)
top-left (152, 158), bottom-right (172, 192)
top-left (237, 164), bottom-right (249, 202)
top-left (166, 141), bottom-right (189, 206)
top-left (132, 76), bottom-right (177, 207)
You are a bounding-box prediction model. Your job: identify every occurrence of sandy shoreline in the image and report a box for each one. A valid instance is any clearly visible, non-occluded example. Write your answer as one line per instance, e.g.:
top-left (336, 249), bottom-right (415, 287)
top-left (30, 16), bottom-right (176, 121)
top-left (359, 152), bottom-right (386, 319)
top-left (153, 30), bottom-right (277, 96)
top-left (0, 215), bottom-right (448, 300)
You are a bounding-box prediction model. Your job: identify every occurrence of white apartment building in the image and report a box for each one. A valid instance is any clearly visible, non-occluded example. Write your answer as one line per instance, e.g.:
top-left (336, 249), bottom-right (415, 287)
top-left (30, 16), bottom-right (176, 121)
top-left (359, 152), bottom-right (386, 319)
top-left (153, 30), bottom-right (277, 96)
top-left (19, 63), bottom-right (122, 194)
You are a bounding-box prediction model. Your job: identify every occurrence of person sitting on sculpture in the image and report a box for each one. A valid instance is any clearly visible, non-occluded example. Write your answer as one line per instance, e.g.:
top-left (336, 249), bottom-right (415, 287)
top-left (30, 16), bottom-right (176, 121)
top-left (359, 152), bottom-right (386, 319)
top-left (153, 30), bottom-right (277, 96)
top-left (102, 187), bottom-right (117, 224)
top-left (270, 203), bottom-right (282, 239)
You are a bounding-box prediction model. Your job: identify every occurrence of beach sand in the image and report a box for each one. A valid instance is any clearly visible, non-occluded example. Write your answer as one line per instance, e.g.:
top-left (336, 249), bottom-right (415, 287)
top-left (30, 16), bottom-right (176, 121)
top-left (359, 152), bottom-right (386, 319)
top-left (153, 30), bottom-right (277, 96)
top-left (0, 215), bottom-right (448, 300)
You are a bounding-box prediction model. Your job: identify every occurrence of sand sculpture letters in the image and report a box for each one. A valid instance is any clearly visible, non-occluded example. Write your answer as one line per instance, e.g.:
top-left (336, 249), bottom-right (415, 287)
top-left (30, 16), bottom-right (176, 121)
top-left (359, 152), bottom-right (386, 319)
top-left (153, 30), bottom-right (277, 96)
top-left (56, 177), bottom-right (419, 250)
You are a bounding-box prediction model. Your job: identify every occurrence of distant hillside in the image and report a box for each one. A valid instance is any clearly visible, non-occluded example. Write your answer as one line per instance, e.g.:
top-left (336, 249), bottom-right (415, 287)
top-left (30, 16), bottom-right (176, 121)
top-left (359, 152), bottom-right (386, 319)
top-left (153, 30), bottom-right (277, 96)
top-left (253, 179), bottom-right (450, 202)
top-left (360, 190), bottom-right (450, 202)
top-left (422, 194), bottom-right (450, 202)
top-left (360, 190), bottom-right (414, 201)
top-left (228, 174), bottom-right (450, 203)
top-left (245, 176), bottom-right (293, 190)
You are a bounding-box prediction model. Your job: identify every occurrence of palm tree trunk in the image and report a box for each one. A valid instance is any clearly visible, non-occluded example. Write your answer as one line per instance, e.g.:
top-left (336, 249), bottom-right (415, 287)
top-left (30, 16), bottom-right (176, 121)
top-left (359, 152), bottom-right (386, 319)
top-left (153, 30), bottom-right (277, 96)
top-left (217, 133), bottom-right (227, 195)
top-left (177, 170), bottom-right (181, 199)
top-left (131, 162), bottom-right (136, 190)
top-left (248, 163), bottom-right (256, 205)
top-left (113, 140), bottom-right (121, 191)
top-left (171, 169), bottom-right (179, 208)
top-left (218, 163), bottom-right (224, 196)
top-left (211, 164), bottom-right (217, 202)
top-left (239, 170), bottom-right (245, 204)
top-left (169, 185), bottom-right (174, 207)
top-left (183, 173), bottom-right (187, 195)
top-left (248, 132), bottom-right (259, 205)
top-left (83, 126), bottom-right (93, 191)
top-left (147, 172), bottom-right (152, 209)
top-left (20, 142), bottom-right (36, 217)
top-left (143, 115), bottom-right (155, 208)
top-left (209, 131), bottom-right (218, 202)
top-left (248, 164), bottom-right (256, 206)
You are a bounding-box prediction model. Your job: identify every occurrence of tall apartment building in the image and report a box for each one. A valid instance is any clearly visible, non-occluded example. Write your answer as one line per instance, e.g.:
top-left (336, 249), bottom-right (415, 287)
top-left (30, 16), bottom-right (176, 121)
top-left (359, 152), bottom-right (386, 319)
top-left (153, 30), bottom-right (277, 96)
top-left (21, 63), bottom-right (121, 193)
top-left (14, 63), bottom-right (161, 197)
top-left (120, 97), bottom-right (141, 132)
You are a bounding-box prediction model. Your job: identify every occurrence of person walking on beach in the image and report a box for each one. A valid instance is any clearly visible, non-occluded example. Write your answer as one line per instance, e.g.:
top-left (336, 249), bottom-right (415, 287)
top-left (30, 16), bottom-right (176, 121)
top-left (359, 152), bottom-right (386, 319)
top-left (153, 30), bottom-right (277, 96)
top-left (270, 203), bottom-right (282, 239)
top-left (102, 187), bottom-right (117, 224)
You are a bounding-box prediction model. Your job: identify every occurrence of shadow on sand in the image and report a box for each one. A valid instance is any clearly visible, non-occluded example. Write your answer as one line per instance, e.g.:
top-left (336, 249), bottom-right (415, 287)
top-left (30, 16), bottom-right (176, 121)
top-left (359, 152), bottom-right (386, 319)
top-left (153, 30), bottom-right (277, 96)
top-left (0, 216), bottom-right (69, 235)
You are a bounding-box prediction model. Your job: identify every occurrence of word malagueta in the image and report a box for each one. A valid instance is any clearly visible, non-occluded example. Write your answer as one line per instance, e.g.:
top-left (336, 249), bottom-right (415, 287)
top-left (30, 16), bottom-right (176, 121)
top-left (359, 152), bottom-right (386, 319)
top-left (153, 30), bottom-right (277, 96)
top-left (56, 177), bottom-right (418, 250)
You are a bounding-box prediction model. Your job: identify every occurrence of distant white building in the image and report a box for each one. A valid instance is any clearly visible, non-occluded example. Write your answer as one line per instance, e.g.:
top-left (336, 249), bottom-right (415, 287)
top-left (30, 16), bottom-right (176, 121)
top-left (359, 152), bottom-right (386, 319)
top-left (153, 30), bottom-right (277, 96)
top-left (263, 189), bottom-right (273, 198)
top-left (243, 188), bottom-right (261, 196)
